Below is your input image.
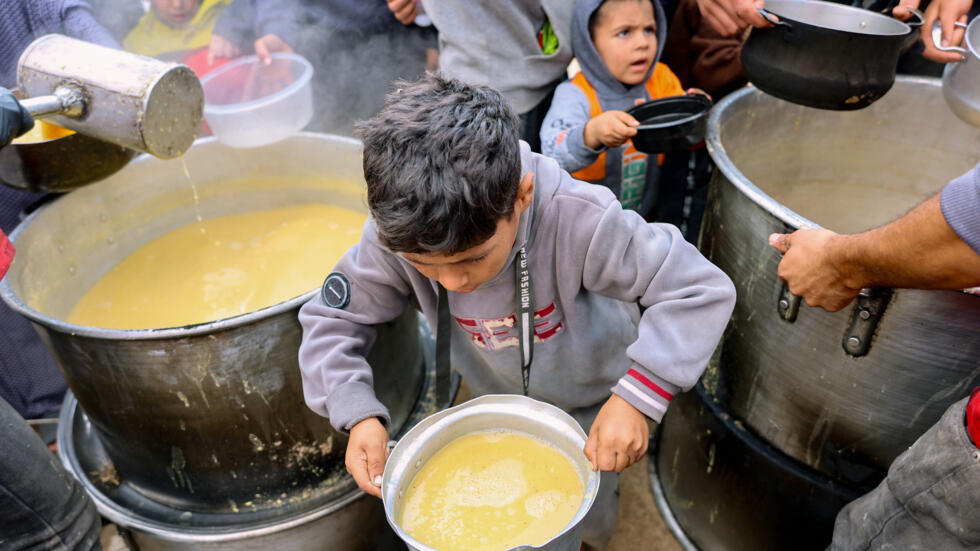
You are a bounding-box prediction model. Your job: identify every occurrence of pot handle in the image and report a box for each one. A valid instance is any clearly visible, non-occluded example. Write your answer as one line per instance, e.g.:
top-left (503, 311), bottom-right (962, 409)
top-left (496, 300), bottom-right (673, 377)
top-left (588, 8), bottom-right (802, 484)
top-left (901, 7), bottom-right (925, 28)
top-left (777, 282), bottom-right (802, 323)
top-left (758, 8), bottom-right (792, 28)
top-left (931, 21), bottom-right (970, 56)
top-left (842, 288), bottom-right (892, 357)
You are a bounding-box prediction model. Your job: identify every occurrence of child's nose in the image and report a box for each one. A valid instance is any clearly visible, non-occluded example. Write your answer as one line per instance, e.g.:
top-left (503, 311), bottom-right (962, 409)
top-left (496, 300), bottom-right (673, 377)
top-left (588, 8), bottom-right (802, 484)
top-left (439, 269), bottom-right (470, 292)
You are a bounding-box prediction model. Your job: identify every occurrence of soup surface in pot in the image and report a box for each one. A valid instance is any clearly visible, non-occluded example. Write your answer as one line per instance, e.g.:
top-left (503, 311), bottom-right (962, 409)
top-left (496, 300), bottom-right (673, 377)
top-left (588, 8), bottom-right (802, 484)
top-left (68, 204), bottom-right (365, 329)
top-left (399, 430), bottom-right (584, 551)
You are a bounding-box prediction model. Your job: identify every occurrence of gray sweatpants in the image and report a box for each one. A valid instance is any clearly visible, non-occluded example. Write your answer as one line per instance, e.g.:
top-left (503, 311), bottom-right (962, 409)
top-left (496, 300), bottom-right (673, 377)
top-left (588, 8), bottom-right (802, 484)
top-left (830, 396), bottom-right (980, 550)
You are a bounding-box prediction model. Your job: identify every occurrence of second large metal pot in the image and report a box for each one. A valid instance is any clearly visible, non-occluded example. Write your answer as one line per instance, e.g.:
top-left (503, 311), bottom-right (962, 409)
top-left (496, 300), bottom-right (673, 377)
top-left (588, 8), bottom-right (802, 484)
top-left (701, 77), bottom-right (980, 483)
top-left (741, 0), bottom-right (921, 110)
top-left (0, 134), bottom-right (425, 512)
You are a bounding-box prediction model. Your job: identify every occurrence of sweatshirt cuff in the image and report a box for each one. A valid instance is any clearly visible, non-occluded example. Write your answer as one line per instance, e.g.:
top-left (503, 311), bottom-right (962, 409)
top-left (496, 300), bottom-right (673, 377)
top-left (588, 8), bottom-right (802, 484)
top-left (941, 168), bottom-right (980, 255)
top-left (326, 381), bottom-right (391, 434)
top-left (611, 365), bottom-right (681, 423)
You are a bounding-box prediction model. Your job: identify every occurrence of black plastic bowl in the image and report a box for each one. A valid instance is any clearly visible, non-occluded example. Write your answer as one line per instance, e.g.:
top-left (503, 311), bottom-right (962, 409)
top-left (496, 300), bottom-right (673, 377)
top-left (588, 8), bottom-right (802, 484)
top-left (627, 94), bottom-right (713, 154)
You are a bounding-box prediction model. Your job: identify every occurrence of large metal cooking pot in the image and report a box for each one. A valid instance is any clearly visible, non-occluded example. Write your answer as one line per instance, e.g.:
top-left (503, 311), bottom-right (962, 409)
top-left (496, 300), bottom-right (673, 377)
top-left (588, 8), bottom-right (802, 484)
top-left (701, 77), bottom-right (980, 484)
top-left (741, 0), bottom-right (922, 110)
top-left (0, 134), bottom-right (425, 512)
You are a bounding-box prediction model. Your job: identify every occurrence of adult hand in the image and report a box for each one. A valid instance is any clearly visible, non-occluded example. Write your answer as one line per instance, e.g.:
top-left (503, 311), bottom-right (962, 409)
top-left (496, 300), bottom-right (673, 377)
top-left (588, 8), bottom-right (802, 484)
top-left (207, 34), bottom-right (241, 66)
top-left (769, 230), bottom-right (862, 312)
top-left (254, 34), bottom-right (293, 65)
top-left (920, 0), bottom-right (971, 63)
top-left (696, 0), bottom-right (771, 38)
top-left (387, 0), bottom-right (418, 25)
top-left (891, 0), bottom-right (921, 20)
top-left (583, 110), bottom-right (640, 149)
top-left (345, 417), bottom-right (389, 498)
top-left (0, 88), bottom-right (33, 147)
top-left (583, 394), bottom-right (649, 473)
top-left (686, 87), bottom-right (712, 101)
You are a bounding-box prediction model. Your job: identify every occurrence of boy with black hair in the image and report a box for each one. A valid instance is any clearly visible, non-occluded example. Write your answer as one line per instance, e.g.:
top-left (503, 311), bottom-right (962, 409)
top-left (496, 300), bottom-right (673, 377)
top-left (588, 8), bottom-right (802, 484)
top-left (298, 73), bottom-right (735, 547)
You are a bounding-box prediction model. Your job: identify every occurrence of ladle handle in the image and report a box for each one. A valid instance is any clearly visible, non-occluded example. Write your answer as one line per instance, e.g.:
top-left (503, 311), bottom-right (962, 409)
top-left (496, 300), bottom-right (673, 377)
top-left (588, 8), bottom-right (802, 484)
top-left (20, 85), bottom-right (86, 119)
top-left (931, 21), bottom-right (970, 55)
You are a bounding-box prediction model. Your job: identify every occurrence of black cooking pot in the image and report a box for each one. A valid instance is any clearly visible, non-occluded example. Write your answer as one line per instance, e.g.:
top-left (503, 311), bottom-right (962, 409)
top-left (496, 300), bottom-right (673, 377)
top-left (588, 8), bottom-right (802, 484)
top-left (0, 132), bottom-right (135, 193)
top-left (741, 0), bottom-right (923, 110)
top-left (627, 94), bottom-right (712, 153)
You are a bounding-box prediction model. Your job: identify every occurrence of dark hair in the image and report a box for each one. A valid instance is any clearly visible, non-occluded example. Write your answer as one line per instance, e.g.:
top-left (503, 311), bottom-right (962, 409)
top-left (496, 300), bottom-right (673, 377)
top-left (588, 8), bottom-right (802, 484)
top-left (354, 73), bottom-right (522, 255)
top-left (589, 0), bottom-right (656, 37)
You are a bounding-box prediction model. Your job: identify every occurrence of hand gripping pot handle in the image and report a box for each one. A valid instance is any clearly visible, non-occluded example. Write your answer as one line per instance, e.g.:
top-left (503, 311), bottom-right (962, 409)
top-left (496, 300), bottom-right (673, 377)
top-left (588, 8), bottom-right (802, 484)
top-left (931, 20), bottom-right (970, 55)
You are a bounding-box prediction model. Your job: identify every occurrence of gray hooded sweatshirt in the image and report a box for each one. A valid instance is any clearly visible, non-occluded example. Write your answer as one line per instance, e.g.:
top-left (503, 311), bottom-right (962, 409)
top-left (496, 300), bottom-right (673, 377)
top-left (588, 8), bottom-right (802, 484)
top-left (298, 142), bottom-right (735, 434)
top-left (541, 0), bottom-right (681, 217)
top-left (419, 0), bottom-right (573, 114)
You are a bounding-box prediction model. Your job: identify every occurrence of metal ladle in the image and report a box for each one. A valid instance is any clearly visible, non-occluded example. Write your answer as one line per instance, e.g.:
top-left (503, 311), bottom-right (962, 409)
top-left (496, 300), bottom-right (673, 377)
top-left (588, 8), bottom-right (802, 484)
top-left (16, 34), bottom-right (204, 159)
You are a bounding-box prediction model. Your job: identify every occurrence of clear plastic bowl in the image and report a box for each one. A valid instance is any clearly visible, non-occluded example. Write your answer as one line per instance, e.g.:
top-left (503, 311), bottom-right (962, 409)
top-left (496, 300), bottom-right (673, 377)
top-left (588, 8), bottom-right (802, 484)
top-left (200, 53), bottom-right (314, 148)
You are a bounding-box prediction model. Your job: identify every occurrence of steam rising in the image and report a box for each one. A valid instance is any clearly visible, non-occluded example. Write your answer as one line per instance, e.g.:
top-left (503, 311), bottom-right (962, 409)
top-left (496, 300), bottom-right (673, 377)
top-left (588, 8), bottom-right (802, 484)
top-left (89, 0), bottom-right (436, 136)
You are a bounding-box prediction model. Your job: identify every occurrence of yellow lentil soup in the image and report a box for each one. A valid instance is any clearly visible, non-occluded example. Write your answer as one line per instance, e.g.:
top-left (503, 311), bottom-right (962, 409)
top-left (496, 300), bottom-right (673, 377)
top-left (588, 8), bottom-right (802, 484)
top-left (399, 430), bottom-right (585, 551)
top-left (68, 204), bottom-right (365, 329)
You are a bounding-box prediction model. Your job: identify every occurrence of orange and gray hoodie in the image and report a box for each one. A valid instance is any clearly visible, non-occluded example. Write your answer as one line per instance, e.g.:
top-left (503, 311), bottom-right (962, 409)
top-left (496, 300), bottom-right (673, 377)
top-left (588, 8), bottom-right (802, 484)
top-left (541, 0), bottom-right (683, 217)
top-left (297, 142), bottom-right (735, 434)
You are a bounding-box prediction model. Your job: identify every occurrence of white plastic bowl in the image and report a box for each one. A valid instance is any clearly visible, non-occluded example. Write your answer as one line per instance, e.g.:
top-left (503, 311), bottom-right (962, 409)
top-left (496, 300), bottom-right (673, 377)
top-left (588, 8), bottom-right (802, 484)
top-left (200, 53), bottom-right (314, 148)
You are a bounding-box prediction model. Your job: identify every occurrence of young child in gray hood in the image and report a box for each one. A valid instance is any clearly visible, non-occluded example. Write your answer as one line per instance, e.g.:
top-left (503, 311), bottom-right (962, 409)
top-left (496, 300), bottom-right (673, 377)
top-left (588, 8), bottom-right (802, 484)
top-left (542, 0), bottom-right (700, 219)
top-left (298, 73), bottom-right (735, 548)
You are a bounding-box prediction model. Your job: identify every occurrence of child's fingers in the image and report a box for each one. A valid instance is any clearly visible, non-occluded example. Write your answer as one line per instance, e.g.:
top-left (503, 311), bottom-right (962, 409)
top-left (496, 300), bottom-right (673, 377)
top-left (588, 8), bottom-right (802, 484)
top-left (596, 446), bottom-right (619, 472)
top-left (365, 438), bottom-right (387, 498)
top-left (614, 111), bottom-right (641, 127)
top-left (583, 432), bottom-right (600, 471)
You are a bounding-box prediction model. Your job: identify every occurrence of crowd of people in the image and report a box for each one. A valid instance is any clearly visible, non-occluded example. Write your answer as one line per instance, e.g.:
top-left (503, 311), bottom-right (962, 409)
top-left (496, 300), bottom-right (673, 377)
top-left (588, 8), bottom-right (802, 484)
top-left (0, 0), bottom-right (979, 550)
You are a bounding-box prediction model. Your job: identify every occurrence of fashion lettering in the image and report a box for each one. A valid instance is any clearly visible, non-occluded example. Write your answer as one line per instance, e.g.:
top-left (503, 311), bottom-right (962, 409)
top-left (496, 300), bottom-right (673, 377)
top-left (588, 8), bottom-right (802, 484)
top-left (454, 303), bottom-right (564, 351)
top-left (519, 250), bottom-right (531, 309)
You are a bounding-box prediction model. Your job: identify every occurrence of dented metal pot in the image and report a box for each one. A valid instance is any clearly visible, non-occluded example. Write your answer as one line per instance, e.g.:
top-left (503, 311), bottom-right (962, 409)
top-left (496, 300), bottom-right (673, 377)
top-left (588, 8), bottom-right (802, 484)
top-left (701, 77), bottom-right (980, 484)
top-left (0, 134), bottom-right (425, 513)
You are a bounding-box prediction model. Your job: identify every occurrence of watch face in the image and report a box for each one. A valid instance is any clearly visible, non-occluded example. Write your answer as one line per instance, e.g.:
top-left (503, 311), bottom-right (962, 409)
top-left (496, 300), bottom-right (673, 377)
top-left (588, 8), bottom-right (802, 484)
top-left (321, 272), bottom-right (351, 309)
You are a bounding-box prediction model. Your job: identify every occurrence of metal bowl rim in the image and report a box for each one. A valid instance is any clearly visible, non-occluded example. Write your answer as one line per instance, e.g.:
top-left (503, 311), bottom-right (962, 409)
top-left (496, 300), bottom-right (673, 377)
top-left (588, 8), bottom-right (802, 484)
top-left (763, 0), bottom-right (912, 37)
top-left (380, 394), bottom-right (599, 551)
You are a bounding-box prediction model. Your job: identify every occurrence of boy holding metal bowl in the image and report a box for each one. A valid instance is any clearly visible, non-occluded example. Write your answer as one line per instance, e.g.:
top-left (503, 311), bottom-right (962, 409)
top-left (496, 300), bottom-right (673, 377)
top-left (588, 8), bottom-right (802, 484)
top-left (298, 73), bottom-right (735, 548)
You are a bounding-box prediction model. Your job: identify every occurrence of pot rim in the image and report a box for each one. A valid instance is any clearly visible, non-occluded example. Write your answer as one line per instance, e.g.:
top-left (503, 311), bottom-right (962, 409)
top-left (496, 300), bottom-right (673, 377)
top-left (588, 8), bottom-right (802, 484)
top-left (763, 0), bottom-right (912, 37)
top-left (706, 76), bottom-right (938, 231)
top-left (630, 95), bottom-right (712, 131)
top-left (0, 132), bottom-right (363, 340)
top-left (707, 76), bottom-right (978, 297)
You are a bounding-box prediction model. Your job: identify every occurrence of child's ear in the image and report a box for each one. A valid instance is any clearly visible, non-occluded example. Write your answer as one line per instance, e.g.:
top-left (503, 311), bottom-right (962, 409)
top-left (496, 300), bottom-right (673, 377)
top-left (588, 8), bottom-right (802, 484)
top-left (516, 172), bottom-right (535, 213)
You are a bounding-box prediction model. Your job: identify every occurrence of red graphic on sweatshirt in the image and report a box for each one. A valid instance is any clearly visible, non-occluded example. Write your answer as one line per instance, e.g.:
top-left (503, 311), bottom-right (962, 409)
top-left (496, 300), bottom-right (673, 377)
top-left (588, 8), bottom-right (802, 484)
top-left (555, 129), bottom-right (569, 147)
top-left (454, 303), bottom-right (564, 350)
top-left (0, 230), bottom-right (14, 280)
